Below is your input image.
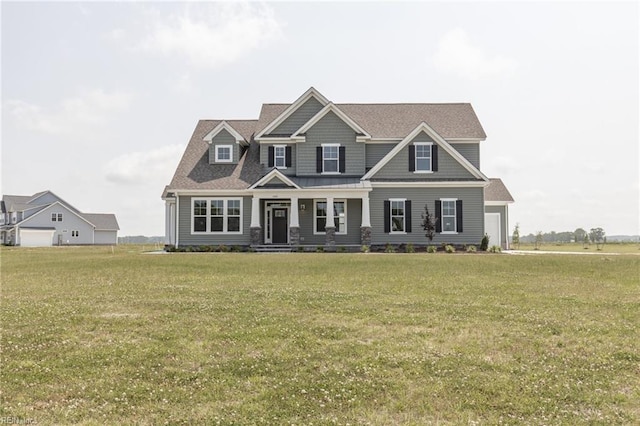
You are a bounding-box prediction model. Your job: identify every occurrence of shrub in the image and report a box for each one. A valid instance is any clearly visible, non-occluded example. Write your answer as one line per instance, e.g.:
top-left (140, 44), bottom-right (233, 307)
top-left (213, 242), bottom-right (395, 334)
top-left (361, 245), bottom-right (370, 253)
top-left (480, 234), bottom-right (489, 251)
top-left (385, 243), bottom-right (396, 253)
top-left (427, 245), bottom-right (437, 253)
top-left (337, 246), bottom-right (347, 253)
top-left (490, 245), bottom-right (502, 253)
top-left (218, 244), bottom-right (230, 253)
top-left (231, 245), bottom-right (242, 253)
top-left (466, 245), bottom-right (477, 253)
top-left (406, 243), bottom-right (415, 253)
top-left (445, 245), bottom-right (456, 253)
top-left (316, 246), bottom-right (324, 253)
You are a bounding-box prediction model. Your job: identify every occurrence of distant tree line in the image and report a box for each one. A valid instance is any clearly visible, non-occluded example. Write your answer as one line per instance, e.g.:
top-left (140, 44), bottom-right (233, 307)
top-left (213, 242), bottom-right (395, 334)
top-left (512, 227), bottom-right (612, 250)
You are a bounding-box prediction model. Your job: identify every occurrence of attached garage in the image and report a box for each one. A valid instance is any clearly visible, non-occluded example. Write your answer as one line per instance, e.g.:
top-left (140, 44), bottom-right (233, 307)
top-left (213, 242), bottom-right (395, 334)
top-left (19, 228), bottom-right (56, 247)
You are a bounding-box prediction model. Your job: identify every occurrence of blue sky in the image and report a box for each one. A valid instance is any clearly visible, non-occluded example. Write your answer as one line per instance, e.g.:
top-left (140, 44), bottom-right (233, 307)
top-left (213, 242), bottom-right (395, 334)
top-left (2, 1), bottom-right (638, 236)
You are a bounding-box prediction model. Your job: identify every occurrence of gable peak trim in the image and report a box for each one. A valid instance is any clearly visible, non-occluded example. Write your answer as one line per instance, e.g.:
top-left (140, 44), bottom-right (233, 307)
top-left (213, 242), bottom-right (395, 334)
top-left (255, 87), bottom-right (330, 139)
top-left (249, 169), bottom-right (301, 190)
top-left (203, 121), bottom-right (249, 146)
top-left (290, 102), bottom-right (371, 142)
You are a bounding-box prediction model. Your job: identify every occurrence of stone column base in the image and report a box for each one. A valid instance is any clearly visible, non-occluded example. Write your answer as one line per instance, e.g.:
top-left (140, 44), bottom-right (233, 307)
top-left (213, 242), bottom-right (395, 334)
top-left (250, 227), bottom-right (263, 246)
top-left (325, 226), bottom-right (336, 246)
top-left (289, 226), bottom-right (300, 245)
top-left (360, 226), bottom-right (372, 246)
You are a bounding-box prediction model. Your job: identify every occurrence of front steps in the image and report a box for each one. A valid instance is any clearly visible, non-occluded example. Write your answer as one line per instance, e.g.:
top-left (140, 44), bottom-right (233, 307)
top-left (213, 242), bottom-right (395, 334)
top-left (253, 244), bottom-right (293, 253)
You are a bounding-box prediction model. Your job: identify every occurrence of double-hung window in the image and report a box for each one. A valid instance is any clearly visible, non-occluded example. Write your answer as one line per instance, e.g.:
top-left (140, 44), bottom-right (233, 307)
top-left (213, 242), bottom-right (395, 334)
top-left (415, 143), bottom-right (432, 172)
top-left (192, 198), bottom-right (242, 234)
top-left (391, 200), bottom-right (405, 233)
top-left (274, 145), bottom-right (286, 169)
top-left (322, 144), bottom-right (339, 173)
top-left (314, 200), bottom-right (347, 234)
top-left (215, 145), bottom-right (232, 163)
top-left (441, 199), bottom-right (456, 232)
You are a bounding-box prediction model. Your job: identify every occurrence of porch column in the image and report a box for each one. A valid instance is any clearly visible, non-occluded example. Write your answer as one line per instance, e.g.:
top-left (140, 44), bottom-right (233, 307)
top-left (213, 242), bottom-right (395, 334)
top-left (289, 196), bottom-right (300, 245)
top-left (360, 194), bottom-right (372, 246)
top-left (325, 197), bottom-right (336, 246)
top-left (164, 200), bottom-right (176, 246)
top-left (250, 196), bottom-right (262, 246)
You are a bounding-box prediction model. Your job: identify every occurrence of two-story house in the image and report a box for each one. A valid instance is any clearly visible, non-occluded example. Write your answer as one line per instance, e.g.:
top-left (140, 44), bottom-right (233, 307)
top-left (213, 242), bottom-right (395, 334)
top-left (1, 190), bottom-right (119, 246)
top-left (162, 88), bottom-right (513, 250)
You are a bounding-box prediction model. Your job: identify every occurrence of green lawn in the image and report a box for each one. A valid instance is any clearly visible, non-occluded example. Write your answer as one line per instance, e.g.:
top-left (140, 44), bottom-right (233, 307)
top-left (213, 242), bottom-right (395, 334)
top-left (1, 247), bottom-right (639, 425)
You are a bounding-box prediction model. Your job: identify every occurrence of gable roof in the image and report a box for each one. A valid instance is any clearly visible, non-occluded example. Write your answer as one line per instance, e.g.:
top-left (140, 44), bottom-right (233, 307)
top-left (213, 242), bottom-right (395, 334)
top-left (256, 102), bottom-right (486, 141)
top-left (81, 213), bottom-right (120, 230)
top-left (291, 103), bottom-right (371, 141)
top-left (20, 201), bottom-right (96, 229)
top-left (362, 121), bottom-right (489, 181)
top-left (250, 169), bottom-right (301, 189)
top-left (255, 87), bottom-right (329, 138)
top-left (203, 121), bottom-right (250, 146)
top-left (485, 178), bottom-right (514, 203)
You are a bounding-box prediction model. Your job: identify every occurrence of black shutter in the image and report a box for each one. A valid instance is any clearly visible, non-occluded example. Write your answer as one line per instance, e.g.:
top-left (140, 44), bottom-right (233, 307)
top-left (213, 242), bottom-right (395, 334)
top-left (384, 201), bottom-right (391, 233)
top-left (456, 200), bottom-right (463, 233)
top-left (435, 200), bottom-right (442, 233)
top-left (316, 146), bottom-right (323, 173)
top-left (268, 146), bottom-right (274, 167)
top-left (432, 145), bottom-right (438, 172)
top-left (285, 147), bottom-right (292, 167)
top-left (405, 200), bottom-right (412, 233)
top-left (409, 145), bottom-right (416, 172)
top-left (339, 146), bottom-right (346, 173)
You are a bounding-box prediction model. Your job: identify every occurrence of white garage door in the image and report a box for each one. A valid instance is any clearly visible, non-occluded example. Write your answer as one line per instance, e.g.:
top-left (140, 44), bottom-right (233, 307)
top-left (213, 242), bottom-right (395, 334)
top-left (484, 213), bottom-right (501, 248)
top-left (20, 229), bottom-right (55, 247)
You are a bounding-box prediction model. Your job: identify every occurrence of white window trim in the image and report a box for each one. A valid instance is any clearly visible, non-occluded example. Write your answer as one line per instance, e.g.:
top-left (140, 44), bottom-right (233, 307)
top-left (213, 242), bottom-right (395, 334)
top-left (414, 142), bottom-right (433, 174)
top-left (440, 198), bottom-right (458, 234)
top-left (313, 199), bottom-right (347, 235)
top-left (191, 198), bottom-right (243, 234)
top-left (274, 145), bottom-right (287, 169)
top-left (389, 198), bottom-right (407, 234)
top-left (322, 143), bottom-right (341, 175)
top-left (215, 145), bottom-right (233, 163)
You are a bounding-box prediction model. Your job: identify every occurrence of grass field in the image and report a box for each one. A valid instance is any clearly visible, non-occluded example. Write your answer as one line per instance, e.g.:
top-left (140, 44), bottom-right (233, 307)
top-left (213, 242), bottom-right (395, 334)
top-left (1, 247), bottom-right (639, 425)
top-left (514, 242), bottom-right (640, 254)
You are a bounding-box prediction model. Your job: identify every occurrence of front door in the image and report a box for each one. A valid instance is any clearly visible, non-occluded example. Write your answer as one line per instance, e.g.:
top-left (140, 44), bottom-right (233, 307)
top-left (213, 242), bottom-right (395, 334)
top-left (272, 208), bottom-right (288, 244)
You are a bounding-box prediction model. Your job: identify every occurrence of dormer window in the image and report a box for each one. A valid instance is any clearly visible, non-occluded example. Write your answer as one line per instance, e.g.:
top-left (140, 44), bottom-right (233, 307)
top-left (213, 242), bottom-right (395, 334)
top-left (215, 145), bottom-right (232, 163)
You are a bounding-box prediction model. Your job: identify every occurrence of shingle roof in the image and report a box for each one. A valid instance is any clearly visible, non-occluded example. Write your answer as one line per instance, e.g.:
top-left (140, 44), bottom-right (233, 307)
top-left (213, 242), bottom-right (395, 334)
top-left (81, 213), bottom-right (120, 231)
top-left (485, 178), bottom-right (514, 202)
top-left (167, 97), bottom-right (488, 193)
top-left (256, 103), bottom-right (486, 139)
top-left (166, 120), bottom-right (265, 193)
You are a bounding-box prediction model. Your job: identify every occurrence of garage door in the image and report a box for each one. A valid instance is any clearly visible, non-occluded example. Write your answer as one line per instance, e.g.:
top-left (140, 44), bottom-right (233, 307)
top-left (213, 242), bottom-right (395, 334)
top-left (20, 229), bottom-right (55, 247)
top-left (484, 213), bottom-right (501, 249)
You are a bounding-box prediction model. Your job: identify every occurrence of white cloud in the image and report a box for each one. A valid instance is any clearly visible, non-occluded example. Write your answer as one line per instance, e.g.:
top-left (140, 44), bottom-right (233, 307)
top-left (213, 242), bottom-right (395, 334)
top-left (5, 89), bottom-right (133, 136)
top-left (134, 2), bottom-right (283, 69)
top-left (433, 28), bottom-right (518, 80)
top-left (104, 144), bottom-right (184, 186)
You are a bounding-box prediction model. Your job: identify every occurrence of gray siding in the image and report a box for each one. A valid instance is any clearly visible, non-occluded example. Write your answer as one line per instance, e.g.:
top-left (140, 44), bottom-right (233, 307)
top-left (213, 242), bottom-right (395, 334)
top-left (365, 143), bottom-right (395, 171)
top-left (271, 97), bottom-right (324, 135)
top-left (178, 196), bottom-right (251, 246)
top-left (21, 203), bottom-right (95, 245)
top-left (374, 132), bottom-right (475, 180)
top-left (209, 129), bottom-right (239, 164)
top-left (298, 198), bottom-right (362, 245)
top-left (485, 205), bottom-right (508, 248)
top-left (94, 230), bottom-right (118, 245)
top-left (259, 144), bottom-right (297, 176)
top-left (369, 187), bottom-right (485, 245)
top-left (450, 143), bottom-right (480, 169)
top-left (298, 111), bottom-right (365, 176)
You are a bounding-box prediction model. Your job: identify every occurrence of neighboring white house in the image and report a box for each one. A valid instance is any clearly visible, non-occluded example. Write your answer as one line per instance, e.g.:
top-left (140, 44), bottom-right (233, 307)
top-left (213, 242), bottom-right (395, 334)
top-left (0, 191), bottom-right (119, 246)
